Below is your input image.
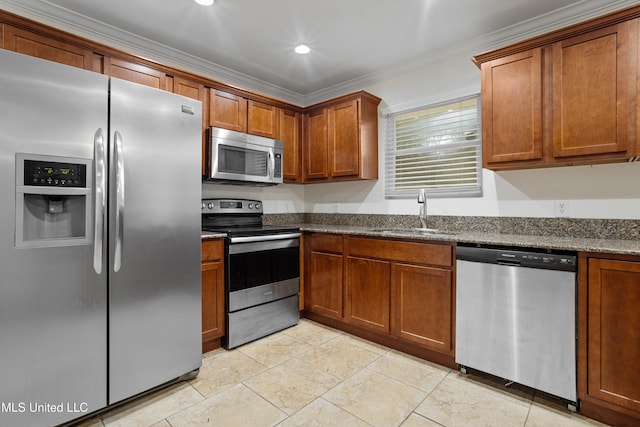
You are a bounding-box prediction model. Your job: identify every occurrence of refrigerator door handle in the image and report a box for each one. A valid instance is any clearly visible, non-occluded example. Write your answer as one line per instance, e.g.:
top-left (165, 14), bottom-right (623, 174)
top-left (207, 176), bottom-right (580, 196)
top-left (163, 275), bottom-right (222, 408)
top-left (93, 128), bottom-right (106, 274)
top-left (114, 130), bottom-right (125, 272)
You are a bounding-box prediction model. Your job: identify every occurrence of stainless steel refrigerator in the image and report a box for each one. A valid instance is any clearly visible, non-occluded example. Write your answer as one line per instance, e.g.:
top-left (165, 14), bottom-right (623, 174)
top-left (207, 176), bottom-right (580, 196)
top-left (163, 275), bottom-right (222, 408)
top-left (0, 49), bottom-right (202, 427)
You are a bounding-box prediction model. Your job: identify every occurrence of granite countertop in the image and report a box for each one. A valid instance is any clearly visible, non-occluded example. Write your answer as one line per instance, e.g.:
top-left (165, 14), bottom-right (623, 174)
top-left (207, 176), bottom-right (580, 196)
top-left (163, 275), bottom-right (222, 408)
top-left (202, 217), bottom-right (640, 256)
top-left (299, 224), bottom-right (640, 256)
top-left (201, 231), bottom-right (227, 240)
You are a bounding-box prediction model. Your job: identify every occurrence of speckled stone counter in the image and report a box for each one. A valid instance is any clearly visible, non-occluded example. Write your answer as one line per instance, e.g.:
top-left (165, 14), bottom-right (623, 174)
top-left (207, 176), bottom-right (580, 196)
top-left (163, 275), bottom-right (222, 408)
top-left (263, 214), bottom-right (640, 256)
top-left (201, 231), bottom-right (226, 240)
top-left (297, 224), bottom-right (640, 256)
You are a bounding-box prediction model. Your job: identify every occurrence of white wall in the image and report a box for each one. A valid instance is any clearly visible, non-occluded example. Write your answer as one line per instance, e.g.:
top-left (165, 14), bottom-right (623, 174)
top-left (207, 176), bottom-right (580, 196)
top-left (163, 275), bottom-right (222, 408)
top-left (202, 182), bottom-right (306, 214)
top-left (204, 55), bottom-right (640, 220)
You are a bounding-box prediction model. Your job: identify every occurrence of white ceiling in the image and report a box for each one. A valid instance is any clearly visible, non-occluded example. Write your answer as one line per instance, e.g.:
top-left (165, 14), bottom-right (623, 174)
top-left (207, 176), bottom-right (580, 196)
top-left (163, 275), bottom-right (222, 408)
top-left (1, 0), bottom-right (638, 105)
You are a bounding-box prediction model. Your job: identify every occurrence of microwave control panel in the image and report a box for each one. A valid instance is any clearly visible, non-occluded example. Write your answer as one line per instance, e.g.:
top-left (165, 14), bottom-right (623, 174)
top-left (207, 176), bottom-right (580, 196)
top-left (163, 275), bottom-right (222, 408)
top-left (23, 159), bottom-right (86, 187)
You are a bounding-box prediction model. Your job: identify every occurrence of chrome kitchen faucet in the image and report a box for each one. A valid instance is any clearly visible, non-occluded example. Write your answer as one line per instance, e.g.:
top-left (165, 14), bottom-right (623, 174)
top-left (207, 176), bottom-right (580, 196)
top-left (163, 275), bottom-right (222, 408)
top-left (418, 189), bottom-right (428, 229)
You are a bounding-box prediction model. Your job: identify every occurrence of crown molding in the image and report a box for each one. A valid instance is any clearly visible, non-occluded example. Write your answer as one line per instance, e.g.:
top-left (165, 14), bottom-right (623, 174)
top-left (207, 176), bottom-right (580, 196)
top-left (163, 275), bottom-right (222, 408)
top-left (0, 0), bottom-right (306, 106)
top-left (1, 0), bottom-right (638, 107)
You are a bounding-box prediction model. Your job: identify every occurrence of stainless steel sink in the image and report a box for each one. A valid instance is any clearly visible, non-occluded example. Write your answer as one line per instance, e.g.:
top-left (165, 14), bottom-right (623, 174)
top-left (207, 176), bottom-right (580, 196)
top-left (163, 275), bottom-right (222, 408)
top-left (369, 228), bottom-right (455, 236)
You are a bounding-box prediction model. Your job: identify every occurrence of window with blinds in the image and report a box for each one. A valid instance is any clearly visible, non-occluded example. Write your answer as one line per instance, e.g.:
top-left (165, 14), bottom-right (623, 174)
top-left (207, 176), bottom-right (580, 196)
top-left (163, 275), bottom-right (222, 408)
top-left (385, 95), bottom-right (482, 199)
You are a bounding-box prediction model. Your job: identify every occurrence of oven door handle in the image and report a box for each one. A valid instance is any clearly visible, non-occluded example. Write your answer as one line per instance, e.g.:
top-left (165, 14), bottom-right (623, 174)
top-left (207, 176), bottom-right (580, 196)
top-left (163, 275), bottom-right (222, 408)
top-left (229, 232), bottom-right (301, 244)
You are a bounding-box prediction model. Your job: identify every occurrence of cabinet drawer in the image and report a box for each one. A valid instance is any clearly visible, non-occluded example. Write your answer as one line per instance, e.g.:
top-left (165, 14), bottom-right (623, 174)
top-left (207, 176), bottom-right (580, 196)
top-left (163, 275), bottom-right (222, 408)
top-left (347, 237), bottom-right (452, 268)
top-left (202, 239), bottom-right (224, 262)
top-left (310, 233), bottom-right (343, 254)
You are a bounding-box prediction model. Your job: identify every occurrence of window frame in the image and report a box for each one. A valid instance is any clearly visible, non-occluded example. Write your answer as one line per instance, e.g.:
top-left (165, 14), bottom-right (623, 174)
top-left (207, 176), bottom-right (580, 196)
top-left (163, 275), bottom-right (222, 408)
top-left (384, 94), bottom-right (483, 199)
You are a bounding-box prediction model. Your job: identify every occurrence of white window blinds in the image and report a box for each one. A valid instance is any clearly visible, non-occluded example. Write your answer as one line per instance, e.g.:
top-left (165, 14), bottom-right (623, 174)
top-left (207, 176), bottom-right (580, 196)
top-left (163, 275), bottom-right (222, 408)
top-left (385, 95), bottom-right (482, 199)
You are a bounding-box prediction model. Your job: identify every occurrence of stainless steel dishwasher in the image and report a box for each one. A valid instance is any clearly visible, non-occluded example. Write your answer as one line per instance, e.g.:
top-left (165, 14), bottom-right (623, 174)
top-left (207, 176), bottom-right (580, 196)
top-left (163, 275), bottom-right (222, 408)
top-left (455, 244), bottom-right (578, 409)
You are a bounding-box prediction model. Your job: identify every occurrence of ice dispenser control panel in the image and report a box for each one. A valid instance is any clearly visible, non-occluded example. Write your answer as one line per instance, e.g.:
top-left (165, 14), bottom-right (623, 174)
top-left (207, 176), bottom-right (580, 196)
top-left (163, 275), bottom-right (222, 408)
top-left (15, 154), bottom-right (92, 248)
top-left (24, 160), bottom-right (86, 187)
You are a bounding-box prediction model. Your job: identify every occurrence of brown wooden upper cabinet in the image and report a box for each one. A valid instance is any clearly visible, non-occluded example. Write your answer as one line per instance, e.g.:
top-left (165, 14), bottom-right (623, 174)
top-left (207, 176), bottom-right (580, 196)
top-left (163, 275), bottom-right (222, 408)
top-left (279, 108), bottom-right (303, 182)
top-left (552, 23), bottom-right (633, 160)
top-left (304, 108), bottom-right (330, 180)
top-left (476, 19), bottom-right (638, 170)
top-left (303, 91), bottom-right (381, 182)
top-left (209, 89), bottom-right (248, 132)
top-left (174, 76), bottom-right (206, 102)
top-left (104, 57), bottom-right (168, 90)
top-left (209, 89), bottom-right (283, 138)
top-left (248, 100), bottom-right (278, 138)
top-left (174, 77), bottom-right (208, 175)
top-left (2, 24), bottom-right (94, 70)
top-left (481, 48), bottom-right (543, 166)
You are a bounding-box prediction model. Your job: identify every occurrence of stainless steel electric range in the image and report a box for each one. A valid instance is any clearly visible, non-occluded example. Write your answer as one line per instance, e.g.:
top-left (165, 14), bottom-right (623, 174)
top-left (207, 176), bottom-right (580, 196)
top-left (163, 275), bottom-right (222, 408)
top-left (201, 198), bottom-right (300, 349)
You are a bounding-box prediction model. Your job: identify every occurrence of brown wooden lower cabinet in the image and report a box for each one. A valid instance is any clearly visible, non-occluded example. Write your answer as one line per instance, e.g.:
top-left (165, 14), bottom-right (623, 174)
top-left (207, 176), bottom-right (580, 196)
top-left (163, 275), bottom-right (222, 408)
top-left (201, 238), bottom-right (225, 353)
top-left (345, 256), bottom-right (391, 333)
top-left (304, 233), bottom-right (344, 319)
top-left (304, 233), bottom-right (456, 368)
top-left (578, 253), bottom-right (640, 427)
top-left (391, 262), bottom-right (453, 354)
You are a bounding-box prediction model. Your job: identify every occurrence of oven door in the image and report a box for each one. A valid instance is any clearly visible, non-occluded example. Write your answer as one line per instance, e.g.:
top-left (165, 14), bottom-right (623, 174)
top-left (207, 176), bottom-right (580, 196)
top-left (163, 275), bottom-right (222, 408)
top-left (227, 233), bottom-right (300, 312)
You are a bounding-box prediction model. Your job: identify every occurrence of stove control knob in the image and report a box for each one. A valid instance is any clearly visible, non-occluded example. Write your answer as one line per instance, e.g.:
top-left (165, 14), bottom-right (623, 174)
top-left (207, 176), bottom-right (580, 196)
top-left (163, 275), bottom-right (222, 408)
top-left (207, 202), bottom-right (214, 209)
top-left (201, 202), bottom-right (205, 210)
top-left (255, 203), bottom-right (262, 210)
top-left (248, 203), bottom-right (254, 209)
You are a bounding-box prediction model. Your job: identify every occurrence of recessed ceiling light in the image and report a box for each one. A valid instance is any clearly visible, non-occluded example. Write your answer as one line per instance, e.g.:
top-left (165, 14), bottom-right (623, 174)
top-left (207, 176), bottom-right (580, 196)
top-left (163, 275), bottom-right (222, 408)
top-left (294, 44), bottom-right (311, 55)
top-left (194, 0), bottom-right (214, 5)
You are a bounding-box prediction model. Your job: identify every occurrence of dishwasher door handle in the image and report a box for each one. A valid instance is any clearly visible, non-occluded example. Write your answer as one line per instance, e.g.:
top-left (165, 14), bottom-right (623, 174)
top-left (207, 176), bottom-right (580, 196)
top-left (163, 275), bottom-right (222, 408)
top-left (497, 259), bottom-right (521, 267)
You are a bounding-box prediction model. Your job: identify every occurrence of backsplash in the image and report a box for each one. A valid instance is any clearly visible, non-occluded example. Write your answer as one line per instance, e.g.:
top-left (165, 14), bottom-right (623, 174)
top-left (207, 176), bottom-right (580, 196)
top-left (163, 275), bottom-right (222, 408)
top-left (264, 213), bottom-right (640, 241)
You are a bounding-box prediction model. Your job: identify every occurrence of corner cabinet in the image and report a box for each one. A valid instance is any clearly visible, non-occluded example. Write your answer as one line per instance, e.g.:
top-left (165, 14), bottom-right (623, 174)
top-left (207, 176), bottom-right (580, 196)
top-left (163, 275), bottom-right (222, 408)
top-left (303, 91), bottom-right (381, 182)
top-left (201, 239), bottom-right (225, 353)
top-left (578, 253), bottom-right (640, 427)
top-left (279, 108), bottom-right (303, 182)
top-left (476, 16), bottom-right (639, 170)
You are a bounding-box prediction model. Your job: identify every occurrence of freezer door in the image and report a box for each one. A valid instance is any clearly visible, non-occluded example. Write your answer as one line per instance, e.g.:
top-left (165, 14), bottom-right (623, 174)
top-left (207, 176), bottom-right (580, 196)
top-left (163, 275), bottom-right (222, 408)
top-left (0, 50), bottom-right (108, 427)
top-left (108, 78), bottom-right (202, 404)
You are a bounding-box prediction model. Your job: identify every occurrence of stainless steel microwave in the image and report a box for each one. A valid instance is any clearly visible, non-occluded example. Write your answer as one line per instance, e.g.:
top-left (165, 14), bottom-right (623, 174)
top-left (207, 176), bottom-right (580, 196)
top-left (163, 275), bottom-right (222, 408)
top-left (204, 127), bottom-right (284, 186)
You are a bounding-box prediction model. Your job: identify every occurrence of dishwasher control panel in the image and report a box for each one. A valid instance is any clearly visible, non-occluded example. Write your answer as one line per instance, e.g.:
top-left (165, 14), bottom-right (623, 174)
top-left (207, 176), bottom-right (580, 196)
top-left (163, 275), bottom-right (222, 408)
top-left (456, 245), bottom-right (577, 272)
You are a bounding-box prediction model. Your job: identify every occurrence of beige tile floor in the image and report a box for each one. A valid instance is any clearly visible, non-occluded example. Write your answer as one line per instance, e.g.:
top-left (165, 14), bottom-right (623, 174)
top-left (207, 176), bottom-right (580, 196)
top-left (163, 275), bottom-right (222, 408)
top-left (74, 319), bottom-right (608, 427)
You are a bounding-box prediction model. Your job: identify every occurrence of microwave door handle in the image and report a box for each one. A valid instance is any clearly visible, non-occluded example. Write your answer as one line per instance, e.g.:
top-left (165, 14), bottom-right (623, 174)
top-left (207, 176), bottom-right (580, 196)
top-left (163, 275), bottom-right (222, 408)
top-left (93, 128), bottom-right (106, 274)
top-left (269, 149), bottom-right (275, 180)
top-left (113, 130), bottom-right (125, 272)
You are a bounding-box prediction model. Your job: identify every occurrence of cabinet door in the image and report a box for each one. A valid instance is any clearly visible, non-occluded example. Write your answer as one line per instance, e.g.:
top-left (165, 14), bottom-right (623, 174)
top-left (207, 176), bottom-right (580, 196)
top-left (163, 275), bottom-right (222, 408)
top-left (248, 100), bottom-right (278, 138)
top-left (586, 258), bottom-right (640, 412)
top-left (482, 48), bottom-right (543, 166)
top-left (3, 25), bottom-right (93, 70)
top-left (391, 263), bottom-right (453, 354)
top-left (345, 256), bottom-right (390, 333)
top-left (279, 108), bottom-right (302, 182)
top-left (304, 109), bottom-right (329, 180)
top-left (174, 76), bottom-right (206, 103)
top-left (305, 251), bottom-right (343, 319)
top-left (202, 240), bottom-right (225, 353)
top-left (209, 89), bottom-right (248, 132)
top-left (105, 57), bottom-right (167, 89)
top-left (328, 99), bottom-right (360, 177)
top-left (174, 77), bottom-right (208, 175)
top-left (552, 23), bottom-right (632, 159)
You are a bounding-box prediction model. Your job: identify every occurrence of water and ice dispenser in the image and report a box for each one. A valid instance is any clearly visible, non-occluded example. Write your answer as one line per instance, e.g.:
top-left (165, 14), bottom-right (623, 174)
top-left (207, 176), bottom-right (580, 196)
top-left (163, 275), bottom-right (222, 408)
top-left (15, 154), bottom-right (92, 248)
